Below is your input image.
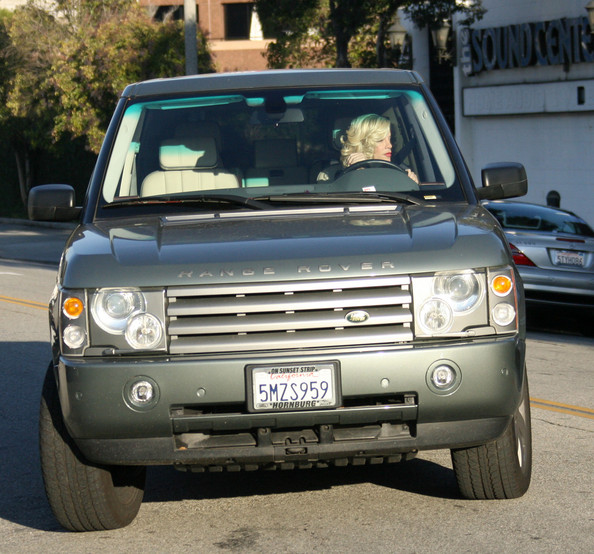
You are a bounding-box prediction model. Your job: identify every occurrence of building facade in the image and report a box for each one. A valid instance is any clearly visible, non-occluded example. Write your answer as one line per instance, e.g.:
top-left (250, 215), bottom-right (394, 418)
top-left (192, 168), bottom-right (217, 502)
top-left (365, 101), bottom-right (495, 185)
top-left (139, 0), bottom-right (270, 72)
top-left (447, 0), bottom-right (594, 226)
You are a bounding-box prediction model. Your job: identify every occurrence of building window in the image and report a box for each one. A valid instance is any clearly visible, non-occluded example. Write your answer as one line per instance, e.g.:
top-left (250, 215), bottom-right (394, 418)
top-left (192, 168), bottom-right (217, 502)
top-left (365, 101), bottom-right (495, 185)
top-left (224, 2), bottom-right (255, 40)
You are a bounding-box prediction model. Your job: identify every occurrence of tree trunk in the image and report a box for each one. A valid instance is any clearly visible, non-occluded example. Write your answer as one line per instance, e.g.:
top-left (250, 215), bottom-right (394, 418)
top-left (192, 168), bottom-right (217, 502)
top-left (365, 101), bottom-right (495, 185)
top-left (14, 148), bottom-right (31, 208)
top-left (376, 16), bottom-right (387, 68)
top-left (335, 33), bottom-right (351, 68)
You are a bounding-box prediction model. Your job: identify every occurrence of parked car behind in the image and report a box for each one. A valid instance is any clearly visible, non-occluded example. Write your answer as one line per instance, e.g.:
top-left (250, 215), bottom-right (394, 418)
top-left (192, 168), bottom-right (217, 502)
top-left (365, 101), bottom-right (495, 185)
top-left (484, 200), bottom-right (594, 335)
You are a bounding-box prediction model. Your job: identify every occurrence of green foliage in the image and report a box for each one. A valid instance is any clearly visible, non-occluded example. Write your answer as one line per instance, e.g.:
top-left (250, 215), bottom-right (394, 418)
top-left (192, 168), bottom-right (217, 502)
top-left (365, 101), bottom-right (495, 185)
top-left (404, 0), bottom-right (485, 30)
top-left (254, 0), bottom-right (330, 68)
top-left (0, 9), bottom-right (13, 115)
top-left (0, 0), bottom-right (214, 215)
top-left (255, 0), bottom-right (485, 69)
top-left (6, 0), bottom-right (213, 154)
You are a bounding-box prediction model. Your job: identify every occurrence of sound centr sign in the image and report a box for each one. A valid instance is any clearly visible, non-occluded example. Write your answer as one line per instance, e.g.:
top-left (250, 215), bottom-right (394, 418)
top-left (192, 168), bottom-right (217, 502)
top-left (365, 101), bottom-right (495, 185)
top-left (461, 16), bottom-right (594, 75)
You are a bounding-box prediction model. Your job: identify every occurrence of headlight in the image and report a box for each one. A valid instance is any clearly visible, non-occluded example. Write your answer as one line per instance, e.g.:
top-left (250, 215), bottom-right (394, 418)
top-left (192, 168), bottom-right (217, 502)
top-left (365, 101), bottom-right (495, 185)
top-left (87, 288), bottom-right (166, 353)
top-left (59, 287), bottom-right (166, 355)
top-left (412, 267), bottom-right (521, 337)
top-left (125, 312), bottom-right (163, 350)
top-left (433, 271), bottom-right (484, 313)
top-left (418, 297), bottom-right (453, 334)
top-left (91, 288), bottom-right (146, 334)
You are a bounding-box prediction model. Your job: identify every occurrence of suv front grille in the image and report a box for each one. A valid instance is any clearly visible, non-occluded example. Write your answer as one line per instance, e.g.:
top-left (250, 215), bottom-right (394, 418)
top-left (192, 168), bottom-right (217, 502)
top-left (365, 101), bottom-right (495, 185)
top-left (167, 276), bottom-right (413, 354)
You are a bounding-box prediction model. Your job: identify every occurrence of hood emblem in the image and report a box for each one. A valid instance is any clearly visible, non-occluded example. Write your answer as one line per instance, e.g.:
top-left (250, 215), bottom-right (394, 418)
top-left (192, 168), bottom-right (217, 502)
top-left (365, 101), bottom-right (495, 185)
top-left (346, 310), bottom-right (370, 324)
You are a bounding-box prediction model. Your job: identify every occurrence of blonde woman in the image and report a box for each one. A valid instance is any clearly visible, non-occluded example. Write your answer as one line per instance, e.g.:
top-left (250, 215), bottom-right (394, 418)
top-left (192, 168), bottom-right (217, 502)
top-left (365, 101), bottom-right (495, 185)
top-left (340, 114), bottom-right (418, 183)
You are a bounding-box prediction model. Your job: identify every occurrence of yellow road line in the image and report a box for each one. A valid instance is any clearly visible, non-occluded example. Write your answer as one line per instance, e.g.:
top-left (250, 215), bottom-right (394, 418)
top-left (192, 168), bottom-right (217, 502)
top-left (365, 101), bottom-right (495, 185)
top-left (0, 294), bottom-right (47, 310)
top-left (530, 397), bottom-right (594, 420)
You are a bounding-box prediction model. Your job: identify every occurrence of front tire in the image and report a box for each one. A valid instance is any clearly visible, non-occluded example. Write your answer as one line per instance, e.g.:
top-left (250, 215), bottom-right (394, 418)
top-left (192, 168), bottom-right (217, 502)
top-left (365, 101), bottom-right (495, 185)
top-left (451, 367), bottom-right (532, 499)
top-left (39, 363), bottom-right (146, 531)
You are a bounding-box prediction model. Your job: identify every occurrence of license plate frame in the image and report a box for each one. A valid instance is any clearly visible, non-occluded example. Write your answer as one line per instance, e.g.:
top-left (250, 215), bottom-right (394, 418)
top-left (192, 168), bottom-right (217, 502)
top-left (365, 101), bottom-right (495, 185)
top-left (552, 250), bottom-right (585, 267)
top-left (246, 361), bottom-right (340, 412)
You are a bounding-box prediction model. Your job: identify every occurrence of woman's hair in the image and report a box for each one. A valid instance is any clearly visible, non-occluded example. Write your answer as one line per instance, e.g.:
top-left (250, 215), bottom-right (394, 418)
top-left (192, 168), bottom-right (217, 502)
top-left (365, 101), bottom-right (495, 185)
top-left (340, 114), bottom-right (391, 166)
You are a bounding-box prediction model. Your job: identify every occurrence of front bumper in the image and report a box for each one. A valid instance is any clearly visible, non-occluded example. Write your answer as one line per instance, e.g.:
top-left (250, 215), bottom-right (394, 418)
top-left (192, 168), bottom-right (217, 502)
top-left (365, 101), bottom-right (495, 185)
top-left (56, 335), bottom-right (525, 467)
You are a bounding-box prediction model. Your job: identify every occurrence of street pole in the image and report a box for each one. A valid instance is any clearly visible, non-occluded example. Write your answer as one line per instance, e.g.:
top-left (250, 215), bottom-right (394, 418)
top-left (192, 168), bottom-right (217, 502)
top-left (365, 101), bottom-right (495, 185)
top-left (184, 0), bottom-right (198, 75)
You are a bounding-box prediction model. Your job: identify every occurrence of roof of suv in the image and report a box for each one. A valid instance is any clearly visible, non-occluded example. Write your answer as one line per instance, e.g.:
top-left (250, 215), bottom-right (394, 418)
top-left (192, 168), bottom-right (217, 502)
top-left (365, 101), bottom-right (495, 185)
top-left (122, 68), bottom-right (424, 99)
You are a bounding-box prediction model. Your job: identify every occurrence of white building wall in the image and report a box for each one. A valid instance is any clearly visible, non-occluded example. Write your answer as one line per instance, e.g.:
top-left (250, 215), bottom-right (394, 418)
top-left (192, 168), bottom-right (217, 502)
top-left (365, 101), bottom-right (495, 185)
top-left (451, 0), bottom-right (594, 227)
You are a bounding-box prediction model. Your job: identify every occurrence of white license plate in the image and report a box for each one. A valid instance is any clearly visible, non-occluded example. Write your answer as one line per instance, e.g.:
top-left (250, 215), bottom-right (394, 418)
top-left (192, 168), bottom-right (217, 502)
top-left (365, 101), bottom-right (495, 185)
top-left (553, 250), bottom-right (585, 267)
top-left (249, 362), bottom-right (338, 411)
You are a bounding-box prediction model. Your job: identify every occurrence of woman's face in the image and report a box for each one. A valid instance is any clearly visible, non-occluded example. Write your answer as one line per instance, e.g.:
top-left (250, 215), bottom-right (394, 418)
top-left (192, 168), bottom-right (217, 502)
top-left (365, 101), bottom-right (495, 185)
top-left (373, 134), bottom-right (392, 161)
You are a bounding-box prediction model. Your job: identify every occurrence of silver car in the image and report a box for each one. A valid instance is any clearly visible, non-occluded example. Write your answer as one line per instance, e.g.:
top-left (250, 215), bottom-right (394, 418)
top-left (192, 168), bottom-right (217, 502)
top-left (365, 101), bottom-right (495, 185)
top-left (484, 200), bottom-right (594, 334)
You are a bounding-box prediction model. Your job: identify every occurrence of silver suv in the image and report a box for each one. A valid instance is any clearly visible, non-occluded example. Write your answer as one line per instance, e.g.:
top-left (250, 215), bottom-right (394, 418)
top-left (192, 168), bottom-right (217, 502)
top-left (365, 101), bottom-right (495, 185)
top-left (30, 69), bottom-right (531, 531)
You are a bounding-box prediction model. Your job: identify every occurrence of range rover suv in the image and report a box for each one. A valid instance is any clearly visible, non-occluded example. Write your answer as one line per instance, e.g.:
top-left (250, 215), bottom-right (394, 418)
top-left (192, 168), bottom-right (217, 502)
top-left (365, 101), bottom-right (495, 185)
top-left (29, 69), bottom-right (532, 531)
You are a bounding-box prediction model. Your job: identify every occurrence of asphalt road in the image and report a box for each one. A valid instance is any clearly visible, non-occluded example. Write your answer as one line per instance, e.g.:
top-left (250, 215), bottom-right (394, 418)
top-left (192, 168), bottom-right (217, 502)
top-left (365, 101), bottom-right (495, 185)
top-left (0, 219), bottom-right (592, 553)
top-left (0, 218), bottom-right (74, 266)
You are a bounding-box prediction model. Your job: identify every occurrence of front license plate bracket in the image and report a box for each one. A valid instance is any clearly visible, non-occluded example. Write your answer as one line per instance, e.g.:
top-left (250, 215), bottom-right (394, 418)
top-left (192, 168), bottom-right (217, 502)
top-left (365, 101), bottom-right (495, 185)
top-left (246, 361), bottom-right (341, 413)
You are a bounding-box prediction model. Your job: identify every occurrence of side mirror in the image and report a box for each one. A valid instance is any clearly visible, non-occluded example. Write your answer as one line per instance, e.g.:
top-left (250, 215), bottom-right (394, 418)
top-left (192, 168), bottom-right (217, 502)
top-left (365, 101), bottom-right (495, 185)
top-left (476, 162), bottom-right (528, 200)
top-left (27, 184), bottom-right (82, 222)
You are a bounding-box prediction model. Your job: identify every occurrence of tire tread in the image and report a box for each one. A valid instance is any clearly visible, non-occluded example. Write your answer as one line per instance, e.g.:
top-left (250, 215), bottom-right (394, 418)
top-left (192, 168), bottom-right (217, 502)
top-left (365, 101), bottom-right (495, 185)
top-left (39, 364), bottom-right (145, 531)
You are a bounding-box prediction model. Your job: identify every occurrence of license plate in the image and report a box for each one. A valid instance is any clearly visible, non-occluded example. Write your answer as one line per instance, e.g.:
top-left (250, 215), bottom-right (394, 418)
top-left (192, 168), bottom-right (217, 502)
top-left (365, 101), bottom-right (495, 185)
top-left (553, 250), bottom-right (585, 267)
top-left (248, 362), bottom-right (339, 412)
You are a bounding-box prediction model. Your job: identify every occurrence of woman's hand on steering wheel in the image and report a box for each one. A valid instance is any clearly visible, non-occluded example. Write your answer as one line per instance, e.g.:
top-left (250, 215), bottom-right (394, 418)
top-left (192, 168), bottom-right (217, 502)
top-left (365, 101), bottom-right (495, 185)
top-left (342, 159), bottom-right (419, 183)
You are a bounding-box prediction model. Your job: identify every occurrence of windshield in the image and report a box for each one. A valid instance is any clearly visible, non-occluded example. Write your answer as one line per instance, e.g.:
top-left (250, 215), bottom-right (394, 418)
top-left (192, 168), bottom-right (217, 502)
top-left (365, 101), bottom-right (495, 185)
top-left (98, 86), bottom-right (464, 215)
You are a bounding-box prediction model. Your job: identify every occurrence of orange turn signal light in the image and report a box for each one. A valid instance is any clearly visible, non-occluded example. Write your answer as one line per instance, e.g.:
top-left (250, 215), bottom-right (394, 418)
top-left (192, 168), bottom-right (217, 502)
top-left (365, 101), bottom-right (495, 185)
top-left (63, 297), bottom-right (84, 319)
top-left (491, 275), bottom-right (513, 296)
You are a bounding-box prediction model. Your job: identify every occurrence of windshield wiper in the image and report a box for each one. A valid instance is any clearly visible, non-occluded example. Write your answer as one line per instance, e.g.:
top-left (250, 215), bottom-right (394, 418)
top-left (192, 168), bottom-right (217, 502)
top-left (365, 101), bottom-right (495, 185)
top-left (103, 193), bottom-right (271, 210)
top-left (258, 192), bottom-right (423, 206)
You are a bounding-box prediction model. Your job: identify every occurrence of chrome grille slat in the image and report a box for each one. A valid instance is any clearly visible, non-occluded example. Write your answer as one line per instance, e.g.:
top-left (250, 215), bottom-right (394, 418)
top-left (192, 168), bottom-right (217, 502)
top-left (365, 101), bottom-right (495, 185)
top-left (166, 277), bottom-right (413, 354)
top-left (169, 306), bottom-right (412, 335)
top-left (170, 326), bottom-right (413, 354)
top-left (167, 276), bottom-right (410, 297)
top-left (168, 288), bottom-right (411, 316)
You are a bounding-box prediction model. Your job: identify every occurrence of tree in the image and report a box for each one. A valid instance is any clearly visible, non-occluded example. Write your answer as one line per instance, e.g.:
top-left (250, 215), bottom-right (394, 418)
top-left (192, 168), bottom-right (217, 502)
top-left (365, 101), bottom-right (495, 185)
top-left (255, 0), bottom-right (380, 68)
top-left (2, 0), bottom-right (214, 208)
top-left (0, 10), bottom-right (13, 118)
top-left (254, 0), bottom-right (324, 68)
top-left (255, 0), bottom-right (485, 69)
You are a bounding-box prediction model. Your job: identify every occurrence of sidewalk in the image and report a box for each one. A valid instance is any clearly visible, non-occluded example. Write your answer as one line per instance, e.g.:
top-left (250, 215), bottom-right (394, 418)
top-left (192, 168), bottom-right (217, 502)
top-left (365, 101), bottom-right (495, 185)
top-left (0, 217), bottom-right (76, 266)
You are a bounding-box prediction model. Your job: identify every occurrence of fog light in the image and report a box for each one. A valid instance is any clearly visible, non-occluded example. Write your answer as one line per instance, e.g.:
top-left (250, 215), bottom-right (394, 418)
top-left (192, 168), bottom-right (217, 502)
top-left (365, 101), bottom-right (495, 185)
top-left (426, 361), bottom-right (461, 395)
top-left (492, 302), bottom-right (516, 326)
top-left (63, 325), bottom-right (86, 349)
top-left (130, 380), bottom-right (154, 404)
top-left (124, 376), bottom-right (159, 410)
top-left (431, 364), bottom-right (456, 389)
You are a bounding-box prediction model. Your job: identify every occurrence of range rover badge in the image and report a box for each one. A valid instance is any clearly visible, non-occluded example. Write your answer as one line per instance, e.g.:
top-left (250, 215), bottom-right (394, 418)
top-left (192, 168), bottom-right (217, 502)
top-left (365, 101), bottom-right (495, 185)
top-left (346, 310), bottom-right (370, 324)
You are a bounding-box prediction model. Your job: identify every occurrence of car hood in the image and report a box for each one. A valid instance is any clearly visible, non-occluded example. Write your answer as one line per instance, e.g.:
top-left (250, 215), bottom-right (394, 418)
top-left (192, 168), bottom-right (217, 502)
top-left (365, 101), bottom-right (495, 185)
top-left (60, 204), bottom-right (510, 288)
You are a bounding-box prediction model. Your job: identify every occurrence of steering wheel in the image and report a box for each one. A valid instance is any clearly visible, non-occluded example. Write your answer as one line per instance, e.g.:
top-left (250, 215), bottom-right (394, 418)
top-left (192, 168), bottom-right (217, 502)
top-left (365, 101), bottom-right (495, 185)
top-left (342, 159), bottom-right (409, 175)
